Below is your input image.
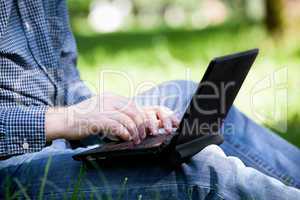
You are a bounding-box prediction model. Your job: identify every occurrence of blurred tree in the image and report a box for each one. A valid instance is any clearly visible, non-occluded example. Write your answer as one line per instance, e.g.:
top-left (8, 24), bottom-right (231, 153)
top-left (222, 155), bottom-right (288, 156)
top-left (67, 0), bottom-right (91, 17)
top-left (264, 0), bottom-right (285, 36)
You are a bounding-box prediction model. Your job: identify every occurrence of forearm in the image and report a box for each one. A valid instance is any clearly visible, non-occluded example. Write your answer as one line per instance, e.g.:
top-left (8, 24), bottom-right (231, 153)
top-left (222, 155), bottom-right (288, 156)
top-left (45, 105), bottom-right (92, 141)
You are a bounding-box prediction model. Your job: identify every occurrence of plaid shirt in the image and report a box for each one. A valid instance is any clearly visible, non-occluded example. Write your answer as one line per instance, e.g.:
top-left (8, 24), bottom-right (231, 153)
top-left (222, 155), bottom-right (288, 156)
top-left (0, 0), bottom-right (92, 158)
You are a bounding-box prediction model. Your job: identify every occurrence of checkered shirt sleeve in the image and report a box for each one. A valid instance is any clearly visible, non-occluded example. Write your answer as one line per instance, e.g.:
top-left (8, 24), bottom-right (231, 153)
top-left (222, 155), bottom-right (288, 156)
top-left (0, 106), bottom-right (48, 157)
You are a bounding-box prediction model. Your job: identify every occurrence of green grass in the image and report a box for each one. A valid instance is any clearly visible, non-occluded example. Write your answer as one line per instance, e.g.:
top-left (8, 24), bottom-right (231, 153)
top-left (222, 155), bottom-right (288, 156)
top-left (74, 22), bottom-right (300, 147)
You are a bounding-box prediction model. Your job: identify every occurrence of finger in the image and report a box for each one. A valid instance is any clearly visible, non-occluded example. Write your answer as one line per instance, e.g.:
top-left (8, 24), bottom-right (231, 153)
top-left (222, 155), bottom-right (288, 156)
top-left (117, 102), bottom-right (147, 143)
top-left (137, 107), bottom-right (148, 140)
top-left (171, 114), bottom-right (180, 128)
top-left (144, 109), bottom-right (159, 135)
top-left (121, 98), bottom-right (148, 141)
top-left (107, 112), bottom-right (139, 142)
top-left (101, 118), bottom-right (131, 141)
top-left (156, 107), bottom-right (174, 133)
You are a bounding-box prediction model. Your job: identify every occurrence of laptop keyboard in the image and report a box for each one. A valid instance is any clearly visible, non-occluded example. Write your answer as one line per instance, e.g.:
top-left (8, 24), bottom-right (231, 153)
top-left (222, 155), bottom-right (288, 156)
top-left (100, 134), bottom-right (174, 152)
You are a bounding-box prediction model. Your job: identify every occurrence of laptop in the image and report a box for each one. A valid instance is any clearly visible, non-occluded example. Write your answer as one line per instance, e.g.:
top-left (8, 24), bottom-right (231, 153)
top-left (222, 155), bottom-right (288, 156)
top-left (73, 49), bottom-right (259, 166)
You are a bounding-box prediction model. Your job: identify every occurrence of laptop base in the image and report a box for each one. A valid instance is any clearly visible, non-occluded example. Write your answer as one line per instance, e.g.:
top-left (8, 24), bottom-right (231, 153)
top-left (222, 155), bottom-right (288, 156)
top-left (73, 134), bottom-right (223, 167)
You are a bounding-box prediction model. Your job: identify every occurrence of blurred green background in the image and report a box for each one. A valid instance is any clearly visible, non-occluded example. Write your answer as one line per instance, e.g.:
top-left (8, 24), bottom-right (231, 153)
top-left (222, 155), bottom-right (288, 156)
top-left (67, 0), bottom-right (300, 147)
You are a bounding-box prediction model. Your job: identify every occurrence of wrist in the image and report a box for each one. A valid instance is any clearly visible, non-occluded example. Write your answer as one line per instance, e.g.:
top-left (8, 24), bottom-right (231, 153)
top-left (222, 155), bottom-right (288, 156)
top-left (45, 107), bottom-right (70, 141)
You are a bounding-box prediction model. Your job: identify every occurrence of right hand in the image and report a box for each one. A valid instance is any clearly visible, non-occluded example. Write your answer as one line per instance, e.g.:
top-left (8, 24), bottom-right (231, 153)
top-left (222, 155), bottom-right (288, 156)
top-left (45, 93), bottom-right (179, 144)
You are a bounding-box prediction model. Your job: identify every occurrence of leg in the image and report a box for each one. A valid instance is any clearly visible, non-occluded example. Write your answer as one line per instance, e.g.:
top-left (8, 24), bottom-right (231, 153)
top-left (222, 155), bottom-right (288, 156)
top-left (1, 145), bottom-right (299, 200)
top-left (135, 80), bottom-right (197, 119)
top-left (1, 80), bottom-right (299, 199)
top-left (221, 107), bottom-right (300, 188)
top-left (137, 80), bottom-right (300, 188)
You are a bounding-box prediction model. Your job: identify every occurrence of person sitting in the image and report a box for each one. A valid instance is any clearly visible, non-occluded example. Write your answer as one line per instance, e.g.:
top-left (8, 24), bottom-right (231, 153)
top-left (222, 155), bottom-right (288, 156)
top-left (0, 0), bottom-right (299, 199)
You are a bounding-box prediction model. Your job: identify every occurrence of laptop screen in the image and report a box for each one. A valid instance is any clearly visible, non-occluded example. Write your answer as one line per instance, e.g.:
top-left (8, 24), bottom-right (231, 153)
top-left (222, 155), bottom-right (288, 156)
top-left (176, 49), bottom-right (258, 145)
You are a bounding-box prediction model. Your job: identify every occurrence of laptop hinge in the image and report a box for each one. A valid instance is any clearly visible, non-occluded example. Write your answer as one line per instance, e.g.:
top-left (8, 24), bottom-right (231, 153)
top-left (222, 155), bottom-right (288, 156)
top-left (175, 134), bottom-right (224, 161)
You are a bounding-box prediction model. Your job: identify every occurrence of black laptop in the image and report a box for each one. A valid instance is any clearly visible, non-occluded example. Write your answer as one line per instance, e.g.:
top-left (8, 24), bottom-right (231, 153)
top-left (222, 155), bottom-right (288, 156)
top-left (73, 49), bottom-right (259, 165)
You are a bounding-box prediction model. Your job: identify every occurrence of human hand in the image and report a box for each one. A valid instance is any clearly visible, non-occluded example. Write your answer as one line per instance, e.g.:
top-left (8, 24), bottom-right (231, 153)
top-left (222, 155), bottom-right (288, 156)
top-left (45, 93), bottom-right (179, 144)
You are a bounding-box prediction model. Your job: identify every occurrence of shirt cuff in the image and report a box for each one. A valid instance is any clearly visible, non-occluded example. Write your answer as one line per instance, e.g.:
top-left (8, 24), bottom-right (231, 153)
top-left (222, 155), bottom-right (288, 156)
top-left (0, 106), bottom-right (48, 157)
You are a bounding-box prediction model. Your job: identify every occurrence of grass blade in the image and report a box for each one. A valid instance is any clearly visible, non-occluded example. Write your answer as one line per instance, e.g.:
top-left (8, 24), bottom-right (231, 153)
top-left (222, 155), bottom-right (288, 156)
top-left (38, 156), bottom-right (52, 200)
top-left (71, 164), bottom-right (85, 200)
top-left (14, 178), bottom-right (31, 200)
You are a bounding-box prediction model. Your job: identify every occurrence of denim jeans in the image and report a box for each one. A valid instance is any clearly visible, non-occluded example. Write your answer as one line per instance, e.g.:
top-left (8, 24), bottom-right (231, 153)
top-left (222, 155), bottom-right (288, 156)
top-left (0, 80), bottom-right (299, 200)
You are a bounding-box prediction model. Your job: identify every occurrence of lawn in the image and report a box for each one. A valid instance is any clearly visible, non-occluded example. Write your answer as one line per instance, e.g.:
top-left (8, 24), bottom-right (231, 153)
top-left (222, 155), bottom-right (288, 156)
top-left (74, 22), bottom-right (300, 147)
top-left (2, 22), bottom-right (300, 200)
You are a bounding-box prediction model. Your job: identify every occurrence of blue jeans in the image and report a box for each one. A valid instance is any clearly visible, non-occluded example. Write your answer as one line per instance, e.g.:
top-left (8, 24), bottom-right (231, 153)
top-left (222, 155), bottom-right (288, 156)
top-left (1, 80), bottom-right (300, 199)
